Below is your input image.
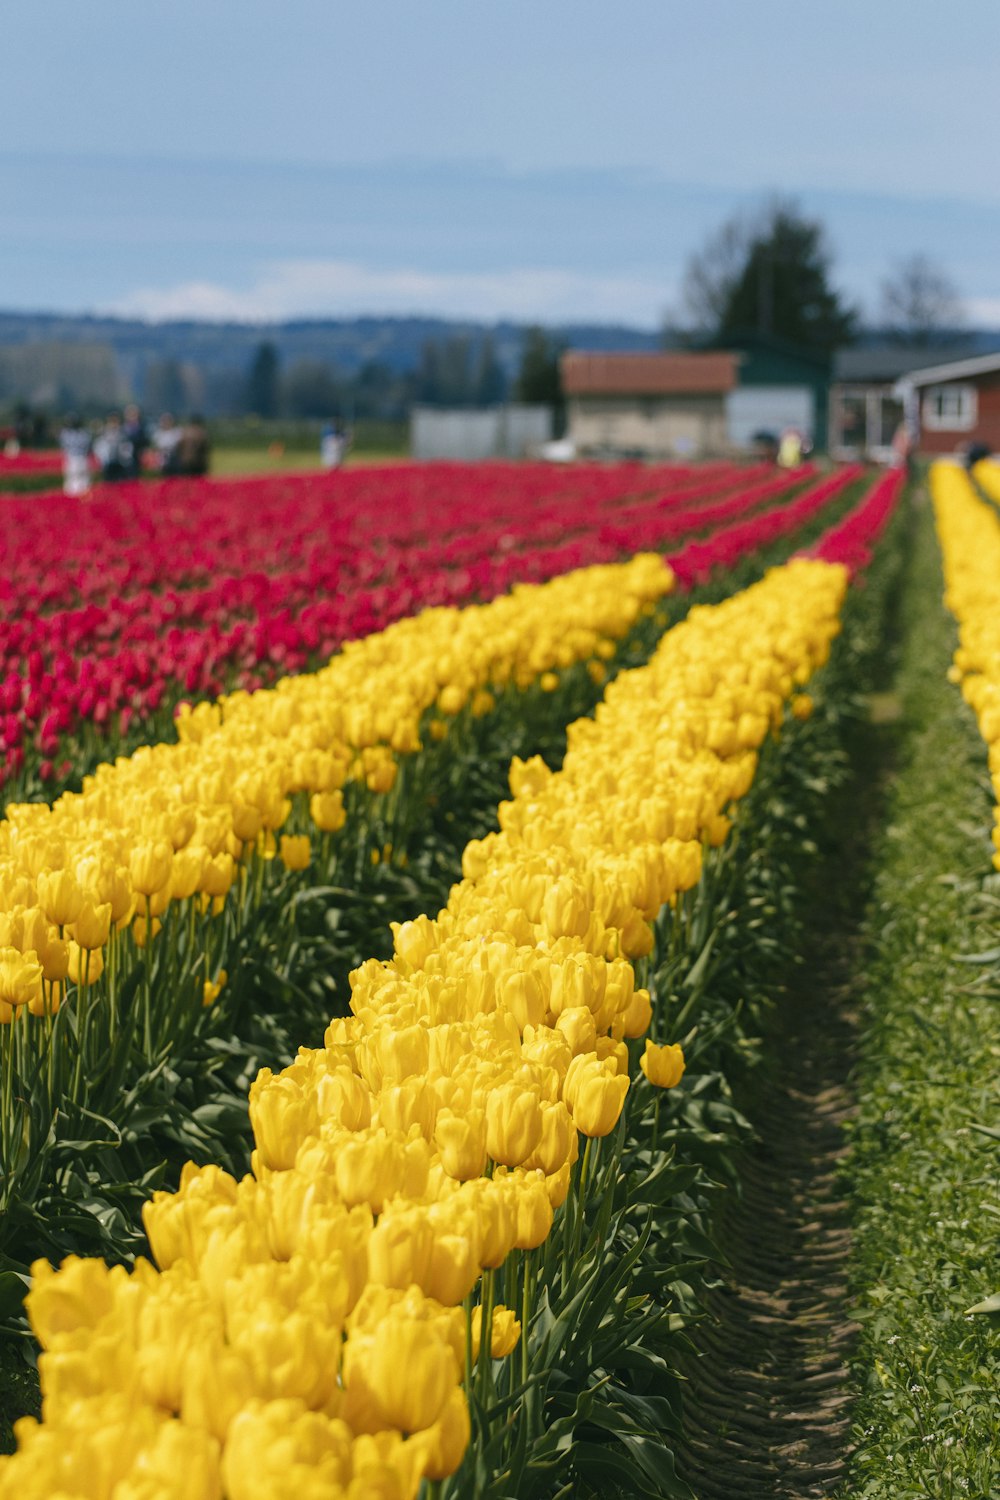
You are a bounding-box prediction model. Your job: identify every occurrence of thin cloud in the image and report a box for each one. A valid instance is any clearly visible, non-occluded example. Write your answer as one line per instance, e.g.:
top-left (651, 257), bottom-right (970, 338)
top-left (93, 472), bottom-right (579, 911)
top-left (105, 259), bottom-right (673, 328)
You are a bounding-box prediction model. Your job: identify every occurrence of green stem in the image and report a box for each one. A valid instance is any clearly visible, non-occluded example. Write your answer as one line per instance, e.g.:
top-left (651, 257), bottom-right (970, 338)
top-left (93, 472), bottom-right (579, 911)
top-left (520, 1251), bottom-right (534, 1391)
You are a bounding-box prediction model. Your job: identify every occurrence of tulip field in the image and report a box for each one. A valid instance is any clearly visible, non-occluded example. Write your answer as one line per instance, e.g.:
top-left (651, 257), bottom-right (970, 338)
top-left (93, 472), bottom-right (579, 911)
top-left (0, 456), bottom-right (998, 1500)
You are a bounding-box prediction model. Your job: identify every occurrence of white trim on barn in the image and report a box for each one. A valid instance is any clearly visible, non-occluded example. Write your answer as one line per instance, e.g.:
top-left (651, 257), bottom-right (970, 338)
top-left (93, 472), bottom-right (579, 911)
top-left (897, 351), bottom-right (1000, 388)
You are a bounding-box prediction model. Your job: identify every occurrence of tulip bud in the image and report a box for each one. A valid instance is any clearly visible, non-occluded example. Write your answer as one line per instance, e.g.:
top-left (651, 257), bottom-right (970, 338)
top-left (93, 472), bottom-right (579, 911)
top-left (315, 1068), bottom-right (372, 1132)
top-left (554, 1006), bottom-right (597, 1058)
top-left (570, 1067), bottom-right (629, 1139)
top-left (513, 1175), bottom-right (554, 1250)
top-left (471, 1303), bottom-right (521, 1359)
top-left (378, 1078), bottom-right (437, 1139)
top-left (36, 868), bottom-right (84, 927)
top-left (508, 754), bottom-right (551, 799)
top-left (524, 1101), bottom-right (574, 1176)
top-left (434, 1109), bottom-right (488, 1181)
top-left (423, 1232), bottom-right (481, 1306)
top-left (170, 846), bottom-right (206, 901)
top-left (620, 986), bottom-right (653, 1038)
top-left (418, 1387), bottom-right (471, 1481)
top-left (498, 968), bottom-right (545, 1032)
top-left (485, 1083), bottom-right (543, 1168)
top-left (364, 1318), bottom-right (457, 1432)
top-left (640, 1040), bottom-right (686, 1089)
top-left (0, 946), bottom-right (43, 1010)
top-left (541, 876), bottom-right (591, 940)
top-left (69, 898), bottom-right (112, 951)
top-left (67, 939), bottom-right (104, 985)
top-left (200, 852), bottom-right (236, 898)
top-left (544, 1161), bottom-right (572, 1209)
top-left (279, 834), bottom-right (311, 871)
top-left (249, 1069), bottom-right (319, 1171)
top-left (310, 790), bottom-right (347, 833)
top-left (129, 840), bottom-right (174, 897)
top-left (335, 1131), bottom-right (405, 1214)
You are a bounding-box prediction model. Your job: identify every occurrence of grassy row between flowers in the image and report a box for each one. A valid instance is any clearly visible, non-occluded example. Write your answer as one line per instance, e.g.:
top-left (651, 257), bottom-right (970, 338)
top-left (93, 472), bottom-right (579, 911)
top-left (838, 484), bottom-right (1000, 1500)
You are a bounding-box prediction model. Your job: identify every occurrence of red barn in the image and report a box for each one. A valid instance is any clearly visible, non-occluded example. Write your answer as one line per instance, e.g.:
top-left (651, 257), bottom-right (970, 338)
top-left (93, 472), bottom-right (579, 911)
top-left (896, 351), bottom-right (1000, 456)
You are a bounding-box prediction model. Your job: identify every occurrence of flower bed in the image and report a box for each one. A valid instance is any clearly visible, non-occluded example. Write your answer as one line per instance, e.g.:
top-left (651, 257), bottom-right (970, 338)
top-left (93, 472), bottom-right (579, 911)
top-left (2, 462), bottom-right (820, 792)
top-left (0, 467), bottom-right (910, 1498)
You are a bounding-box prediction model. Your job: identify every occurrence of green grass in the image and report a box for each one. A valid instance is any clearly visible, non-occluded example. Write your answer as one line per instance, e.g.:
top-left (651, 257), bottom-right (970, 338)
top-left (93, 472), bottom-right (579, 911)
top-left (839, 491), bottom-right (1000, 1500)
top-left (209, 445), bottom-right (324, 475)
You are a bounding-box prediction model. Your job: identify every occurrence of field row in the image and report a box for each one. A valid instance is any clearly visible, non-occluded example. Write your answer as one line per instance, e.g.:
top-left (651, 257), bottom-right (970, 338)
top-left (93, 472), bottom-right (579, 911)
top-left (0, 466), bottom-right (903, 1497)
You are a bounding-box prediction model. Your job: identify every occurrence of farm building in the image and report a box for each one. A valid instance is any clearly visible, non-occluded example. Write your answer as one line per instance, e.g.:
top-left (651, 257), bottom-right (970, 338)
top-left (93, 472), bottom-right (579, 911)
top-left (828, 345), bottom-right (973, 462)
top-left (894, 349), bottom-right (1000, 456)
top-left (562, 341), bottom-right (831, 459)
top-left (561, 351), bottom-right (738, 459)
top-left (703, 331), bottom-right (832, 452)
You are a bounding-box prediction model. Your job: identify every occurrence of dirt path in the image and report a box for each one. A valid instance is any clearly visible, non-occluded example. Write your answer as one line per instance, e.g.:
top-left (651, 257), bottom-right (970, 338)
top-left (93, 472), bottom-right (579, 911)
top-left (675, 705), bottom-right (895, 1499)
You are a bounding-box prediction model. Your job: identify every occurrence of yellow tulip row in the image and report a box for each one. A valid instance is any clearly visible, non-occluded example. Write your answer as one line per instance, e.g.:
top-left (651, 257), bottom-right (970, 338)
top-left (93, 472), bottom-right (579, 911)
top-left (930, 460), bottom-right (1000, 865)
top-left (0, 555), bottom-right (848, 1500)
top-left (0, 553), bottom-right (672, 1027)
top-left (974, 456), bottom-right (1000, 506)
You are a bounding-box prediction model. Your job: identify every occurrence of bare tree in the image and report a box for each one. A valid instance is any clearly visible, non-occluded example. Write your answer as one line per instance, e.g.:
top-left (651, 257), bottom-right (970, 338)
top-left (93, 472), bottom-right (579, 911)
top-left (675, 213), bottom-right (750, 336)
top-left (879, 255), bottom-right (965, 346)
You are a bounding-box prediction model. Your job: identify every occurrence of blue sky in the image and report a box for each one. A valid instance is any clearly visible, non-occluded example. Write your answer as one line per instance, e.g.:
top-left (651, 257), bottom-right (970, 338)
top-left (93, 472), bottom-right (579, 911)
top-left (3, 0), bottom-right (999, 327)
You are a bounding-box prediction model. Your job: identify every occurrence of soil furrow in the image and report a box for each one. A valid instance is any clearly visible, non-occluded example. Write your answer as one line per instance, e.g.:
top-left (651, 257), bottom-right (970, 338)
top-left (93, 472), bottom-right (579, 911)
top-left (674, 711), bottom-right (890, 1498)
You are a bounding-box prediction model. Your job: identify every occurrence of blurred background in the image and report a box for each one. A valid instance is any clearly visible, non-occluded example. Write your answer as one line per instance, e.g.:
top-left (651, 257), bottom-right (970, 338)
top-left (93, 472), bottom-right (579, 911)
top-left (1, 0), bottom-right (997, 472)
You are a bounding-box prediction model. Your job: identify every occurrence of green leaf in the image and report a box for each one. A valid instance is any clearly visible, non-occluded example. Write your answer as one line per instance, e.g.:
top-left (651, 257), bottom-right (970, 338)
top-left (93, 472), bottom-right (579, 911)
top-left (0, 1271), bottom-right (30, 1319)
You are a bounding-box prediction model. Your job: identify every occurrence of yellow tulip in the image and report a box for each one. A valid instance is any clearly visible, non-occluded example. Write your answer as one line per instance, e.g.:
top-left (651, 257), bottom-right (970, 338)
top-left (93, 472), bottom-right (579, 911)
top-left (485, 1082), bottom-right (544, 1168)
top-left (0, 947), bottom-right (43, 1011)
top-left (36, 868), bottom-right (84, 928)
top-left (471, 1303), bottom-right (521, 1359)
top-left (310, 790), bottom-right (346, 833)
top-left (417, 1386), bottom-right (471, 1481)
top-left (68, 898), bottom-right (112, 951)
top-left (128, 839), bottom-right (174, 897)
top-left (640, 1039), bottom-right (686, 1089)
top-left (570, 1066), bottom-right (629, 1138)
top-left (433, 1109), bottom-right (488, 1181)
top-left (365, 1318), bottom-right (457, 1432)
top-left (279, 833), bottom-right (311, 871)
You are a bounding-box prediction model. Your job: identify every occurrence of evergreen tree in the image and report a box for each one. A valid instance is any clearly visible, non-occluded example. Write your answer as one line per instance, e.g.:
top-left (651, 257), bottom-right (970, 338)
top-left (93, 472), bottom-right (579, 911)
top-left (244, 341), bottom-right (281, 418)
top-left (679, 199), bottom-right (857, 354)
top-left (515, 326), bottom-right (565, 434)
top-left (474, 333), bottom-right (507, 406)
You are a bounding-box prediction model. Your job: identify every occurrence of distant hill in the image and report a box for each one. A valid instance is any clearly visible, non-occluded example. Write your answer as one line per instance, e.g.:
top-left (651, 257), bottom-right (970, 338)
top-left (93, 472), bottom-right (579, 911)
top-left (0, 310), bottom-right (662, 402)
top-left (2, 309), bottom-right (996, 418)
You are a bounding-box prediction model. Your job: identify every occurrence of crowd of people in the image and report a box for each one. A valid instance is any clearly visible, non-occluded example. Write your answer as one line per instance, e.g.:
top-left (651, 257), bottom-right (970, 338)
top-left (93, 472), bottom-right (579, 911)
top-left (58, 406), bottom-right (211, 496)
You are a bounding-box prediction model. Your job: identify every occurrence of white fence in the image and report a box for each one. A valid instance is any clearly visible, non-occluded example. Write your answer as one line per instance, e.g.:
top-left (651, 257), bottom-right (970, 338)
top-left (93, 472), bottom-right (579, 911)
top-left (411, 405), bottom-right (553, 461)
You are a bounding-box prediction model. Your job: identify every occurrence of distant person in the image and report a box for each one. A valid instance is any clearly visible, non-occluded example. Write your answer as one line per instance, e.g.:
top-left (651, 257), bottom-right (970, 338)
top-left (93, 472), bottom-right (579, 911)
top-left (777, 426), bottom-right (804, 468)
top-left (176, 414), bottom-right (211, 477)
top-left (153, 412), bottom-right (183, 475)
top-left (59, 414), bottom-right (92, 497)
top-left (890, 421), bottom-right (915, 471)
top-left (94, 413), bottom-right (132, 482)
top-left (320, 420), bottom-right (348, 469)
top-left (122, 403), bottom-right (148, 477)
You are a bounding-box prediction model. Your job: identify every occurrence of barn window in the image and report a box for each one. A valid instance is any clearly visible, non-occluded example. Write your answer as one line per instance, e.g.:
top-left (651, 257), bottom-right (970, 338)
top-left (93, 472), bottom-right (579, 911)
top-left (922, 383), bottom-right (977, 431)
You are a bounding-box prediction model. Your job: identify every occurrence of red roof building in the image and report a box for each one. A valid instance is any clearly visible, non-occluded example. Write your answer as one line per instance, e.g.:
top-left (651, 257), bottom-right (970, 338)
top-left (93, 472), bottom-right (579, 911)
top-left (561, 351), bottom-right (740, 459)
